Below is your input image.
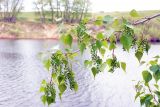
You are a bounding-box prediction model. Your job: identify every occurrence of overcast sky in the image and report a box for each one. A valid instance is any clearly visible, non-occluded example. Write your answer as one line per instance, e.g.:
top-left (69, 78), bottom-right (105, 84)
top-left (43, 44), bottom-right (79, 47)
top-left (24, 0), bottom-right (160, 12)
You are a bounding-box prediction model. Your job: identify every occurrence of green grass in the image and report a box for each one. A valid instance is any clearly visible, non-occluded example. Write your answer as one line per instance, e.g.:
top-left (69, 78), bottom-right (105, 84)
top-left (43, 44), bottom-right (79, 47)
top-left (17, 10), bottom-right (160, 38)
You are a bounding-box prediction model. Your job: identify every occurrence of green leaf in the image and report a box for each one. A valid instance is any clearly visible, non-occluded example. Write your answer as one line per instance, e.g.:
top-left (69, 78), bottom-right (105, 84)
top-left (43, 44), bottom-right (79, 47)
top-left (58, 83), bottom-right (67, 94)
top-left (79, 43), bottom-right (86, 54)
top-left (102, 40), bottom-right (108, 48)
top-left (149, 65), bottom-right (160, 73)
top-left (106, 59), bottom-right (112, 66)
top-left (120, 34), bottom-right (133, 51)
top-left (43, 59), bottom-right (51, 71)
top-left (40, 86), bottom-right (45, 92)
top-left (94, 16), bottom-right (103, 25)
top-left (135, 92), bottom-right (144, 101)
top-left (100, 48), bottom-right (106, 56)
top-left (64, 34), bottom-right (73, 47)
top-left (135, 51), bottom-right (143, 62)
top-left (109, 42), bottom-right (116, 50)
top-left (41, 80), bottom-right (47, 85)
top-left (97, 32), bottom-right (104, 40)
top-left (130, 9), bottom-right (139, 17)
top-left (155, 91), bottom-right (160, 99)
top-left (100, 62), bottom-right (107, 72)
top-left (52, 73), bottom-right (57, 80)
top-left (140, 61), bottom-right (146, 66)
top-left (154, 84), bottom-right (159, 89)
top-left (41, 95), bottom-right (47, 105)
top-left (103, 15), bottom-right (114, 24)
top-left (91, 67), bottom-right (98, 78)
top-left (149, 60), bottom-right (158, 65)
top-left (153, 55), bottom-right (160, 59)
top-left (73, 82), bottom-right (78, 92)
top-left (84, 60), bottom-right (92, 68)
top-left (121, 62), bottom-right (126, 72)
top-left (58, 75), bottom-right (65, 84)
top-left (112, 19), bottom-right (119, 27)
top-left (96, 40), bottom-right (102, 49)
top-left (153, 71), bottom-right (160, 82)
top-left (142, 70), bottom-right (152, 83)
top-left (140, 94), bottom-right (153, 106)
top-left (68, 53), bottom-right (78, 59)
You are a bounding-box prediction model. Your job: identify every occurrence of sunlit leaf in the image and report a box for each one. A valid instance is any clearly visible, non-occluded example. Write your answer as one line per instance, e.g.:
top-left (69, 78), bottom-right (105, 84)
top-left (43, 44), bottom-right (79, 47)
top-left (135, 51), bottom-right (143, 62)
top-left (120, 34), bottom-right (133, 51)
top-left (121, 62), bottom-right (126, 72)
top-left (142, 70), bottom-right (152, 83)
top-left (43, 59), bottom-right (51, 71)
top-left (97, 32), bottom-right (104, 40)
top-left (109, 43), bottom-right (116, 50)
top-left (79, 43), bottom-right (86, 54)
top-left (130, 9), bottom-right (139, 17)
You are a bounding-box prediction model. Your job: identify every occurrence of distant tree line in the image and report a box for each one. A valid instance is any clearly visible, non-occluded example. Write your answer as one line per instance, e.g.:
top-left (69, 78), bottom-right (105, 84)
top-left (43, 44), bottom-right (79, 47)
top-left (34, 0), bottom-right (90, 23)
top-left (0, 0), bottom-right (24, 22)
top-left (0, 0), bottom-right (90, 23)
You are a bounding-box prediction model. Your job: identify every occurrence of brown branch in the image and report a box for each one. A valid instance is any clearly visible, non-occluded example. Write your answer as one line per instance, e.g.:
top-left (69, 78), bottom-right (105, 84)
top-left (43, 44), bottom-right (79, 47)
top-left (132, 13), bottom-right (160, 25)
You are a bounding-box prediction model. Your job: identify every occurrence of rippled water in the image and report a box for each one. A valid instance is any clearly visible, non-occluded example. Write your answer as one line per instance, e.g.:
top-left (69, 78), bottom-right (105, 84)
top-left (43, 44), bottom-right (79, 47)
top-left (0, 39), bottom-right (159, 107)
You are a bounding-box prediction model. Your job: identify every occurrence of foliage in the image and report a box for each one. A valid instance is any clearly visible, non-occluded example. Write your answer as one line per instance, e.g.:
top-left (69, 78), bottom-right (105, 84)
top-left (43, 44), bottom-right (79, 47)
top-left (40, 9), bottom-right (159, 106)
top-left (40, 50), bottom-right (78, 105)
top-left (135, 56), bottom-right (160, 107)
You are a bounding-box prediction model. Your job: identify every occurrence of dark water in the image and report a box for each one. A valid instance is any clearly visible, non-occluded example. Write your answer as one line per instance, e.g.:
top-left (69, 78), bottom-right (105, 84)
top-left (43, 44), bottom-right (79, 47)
top-left (0, 39), bottom-right (159, 107)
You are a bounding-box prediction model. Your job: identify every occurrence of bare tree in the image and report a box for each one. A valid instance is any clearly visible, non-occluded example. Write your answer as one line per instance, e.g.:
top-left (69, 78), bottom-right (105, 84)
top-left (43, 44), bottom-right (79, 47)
top-left (0, 0), bottom-right (24, 22)
top-left (33, 0), bottom-right (90, 23)
top-left (34, 0), bottom-right (48, 23)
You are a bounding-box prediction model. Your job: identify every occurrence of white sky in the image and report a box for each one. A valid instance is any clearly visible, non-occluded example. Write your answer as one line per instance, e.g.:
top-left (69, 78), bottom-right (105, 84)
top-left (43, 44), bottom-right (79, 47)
top-left (24, 0), bottom-right (160, 12)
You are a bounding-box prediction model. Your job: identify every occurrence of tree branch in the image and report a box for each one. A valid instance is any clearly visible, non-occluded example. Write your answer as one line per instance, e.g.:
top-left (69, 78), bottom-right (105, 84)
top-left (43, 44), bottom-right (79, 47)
top-left (132, 13), bottom-right (160, 25)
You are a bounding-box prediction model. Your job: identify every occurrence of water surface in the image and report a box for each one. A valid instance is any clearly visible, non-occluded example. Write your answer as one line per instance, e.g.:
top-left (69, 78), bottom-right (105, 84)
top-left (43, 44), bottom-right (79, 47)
top-left (0, 39), bottom-right (159, 107)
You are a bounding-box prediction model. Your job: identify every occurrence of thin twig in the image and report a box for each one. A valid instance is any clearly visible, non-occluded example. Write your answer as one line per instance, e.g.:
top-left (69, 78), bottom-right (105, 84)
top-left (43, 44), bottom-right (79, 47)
top-left (132, 13), bottom-right (160, 25)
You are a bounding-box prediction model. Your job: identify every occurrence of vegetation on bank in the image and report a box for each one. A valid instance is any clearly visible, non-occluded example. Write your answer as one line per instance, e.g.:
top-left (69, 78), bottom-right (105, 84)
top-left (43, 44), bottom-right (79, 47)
top-left (0, 10), bottom-right (159, 39)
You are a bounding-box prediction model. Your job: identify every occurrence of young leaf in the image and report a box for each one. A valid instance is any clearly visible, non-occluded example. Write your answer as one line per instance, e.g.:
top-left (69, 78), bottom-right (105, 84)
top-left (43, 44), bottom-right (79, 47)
top-left (94, 16), bottom-right (103, 25)
top-left (41, 95), bottom-right (47, 105)
top-left (142, 70), bottom-right (152, 83)
top-left (79, 43), bottom-right (86, 54)
top-left (121, 62), bottom-right (126, 72)
top-left (109, 42), bottom-right (116, 50)
top-left (91, 67), bottom-right (98, 78)
top-left (43, 59), bottom-right (51, 71)
top-left (64, 34), bottom-right (73, 47)
top-left (135, 92), bottom-right (144, 101)
top-left (97, 32), bottom-right (104, 40)
top-left (52, 73), bottom-right (57, 80)
top-left (100, 48), bottom-right (106, 56)
top-left (39, 86), bottom-right (45, 92)
top-left (102, 40), bottom-right (108, 48)
top-left (96, 40), bottom-right (102, 50)
top-left (120, 35), bottom-right (133, 51)
top-left (135, 51), bottom-right (143, 62)
top-left (100, 62), bottom-right (107, 72)
top-left (73, 82), bottom-right (78, 92)
top-left (149, 65), bottom-right (159, 73)
top-left (130, 9), bottom-right (139, 17)
top-left (84, 60), bottom-right (92, 68)
top-left (58, 83), bottom-right (67, 94)
top-left (153, 71), bottom-right (160, 82)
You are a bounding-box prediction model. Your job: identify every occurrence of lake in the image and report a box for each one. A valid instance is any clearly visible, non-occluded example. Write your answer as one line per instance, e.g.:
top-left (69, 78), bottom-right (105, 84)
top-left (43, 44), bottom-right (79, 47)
top-left (0, 39), bottom-right (159, 107)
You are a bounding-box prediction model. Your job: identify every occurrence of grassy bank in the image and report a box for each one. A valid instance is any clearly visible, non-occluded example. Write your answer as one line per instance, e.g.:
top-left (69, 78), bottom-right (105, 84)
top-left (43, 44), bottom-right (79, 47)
top-left (1, 10), bottom-right (160, 39)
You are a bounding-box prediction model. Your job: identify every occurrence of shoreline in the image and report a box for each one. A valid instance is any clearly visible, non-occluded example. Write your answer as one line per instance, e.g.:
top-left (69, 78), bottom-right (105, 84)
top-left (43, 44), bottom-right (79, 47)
top-left (0, 36), bottom-right (160, 44)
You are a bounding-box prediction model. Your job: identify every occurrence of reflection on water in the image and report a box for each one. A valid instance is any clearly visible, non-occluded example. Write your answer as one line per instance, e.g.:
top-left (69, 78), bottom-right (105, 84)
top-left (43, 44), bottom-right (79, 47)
top-left (0, 39), bottom-right (159, 107)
